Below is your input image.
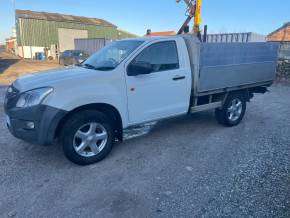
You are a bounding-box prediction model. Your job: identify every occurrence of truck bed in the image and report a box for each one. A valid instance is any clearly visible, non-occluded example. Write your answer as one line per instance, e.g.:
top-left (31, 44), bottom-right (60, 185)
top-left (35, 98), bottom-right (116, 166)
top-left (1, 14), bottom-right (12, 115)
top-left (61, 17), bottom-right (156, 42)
top-left (182, 35), bottom-right (279, 95)
top-left (198, 42), bottom-right (279, 93)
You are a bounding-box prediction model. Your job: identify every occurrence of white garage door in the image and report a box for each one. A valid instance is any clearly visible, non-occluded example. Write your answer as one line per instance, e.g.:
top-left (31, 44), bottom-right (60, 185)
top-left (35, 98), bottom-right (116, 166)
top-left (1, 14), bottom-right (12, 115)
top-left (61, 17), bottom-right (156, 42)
top-left (58, 28), bottom-right (88, 52)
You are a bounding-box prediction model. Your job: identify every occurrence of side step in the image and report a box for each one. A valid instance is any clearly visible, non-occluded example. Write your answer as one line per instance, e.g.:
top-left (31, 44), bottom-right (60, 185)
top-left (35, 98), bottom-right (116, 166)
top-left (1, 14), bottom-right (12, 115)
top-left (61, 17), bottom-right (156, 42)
top-left (190, 101), bottom-right (222, 113)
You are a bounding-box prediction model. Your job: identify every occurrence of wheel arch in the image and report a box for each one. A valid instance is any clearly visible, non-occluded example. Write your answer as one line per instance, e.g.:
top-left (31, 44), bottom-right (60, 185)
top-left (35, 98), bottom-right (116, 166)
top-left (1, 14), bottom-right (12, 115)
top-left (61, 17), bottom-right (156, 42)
top-left (224, 89), bottom-right (251, 104)
top-left (55, 103), bottom-right (123, 141)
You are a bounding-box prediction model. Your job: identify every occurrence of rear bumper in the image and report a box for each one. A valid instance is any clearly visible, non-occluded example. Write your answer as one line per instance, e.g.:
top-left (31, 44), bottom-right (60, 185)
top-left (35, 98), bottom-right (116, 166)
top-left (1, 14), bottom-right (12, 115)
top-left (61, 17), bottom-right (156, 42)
top-left (5, 104), bottom-right (67, 145)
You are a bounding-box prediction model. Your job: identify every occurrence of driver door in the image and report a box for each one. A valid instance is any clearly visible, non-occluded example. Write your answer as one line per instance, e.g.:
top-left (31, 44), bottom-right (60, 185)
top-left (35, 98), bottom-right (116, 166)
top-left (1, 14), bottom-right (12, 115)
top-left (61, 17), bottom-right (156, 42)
top-left (125, 40), bottom-right (190, 124)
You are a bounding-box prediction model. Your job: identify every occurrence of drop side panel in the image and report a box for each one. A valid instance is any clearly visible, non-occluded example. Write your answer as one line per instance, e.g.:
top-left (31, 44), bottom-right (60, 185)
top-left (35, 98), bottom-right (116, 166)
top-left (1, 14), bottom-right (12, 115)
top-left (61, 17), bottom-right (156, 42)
top-left (198, 43), bottom-right (279, 93)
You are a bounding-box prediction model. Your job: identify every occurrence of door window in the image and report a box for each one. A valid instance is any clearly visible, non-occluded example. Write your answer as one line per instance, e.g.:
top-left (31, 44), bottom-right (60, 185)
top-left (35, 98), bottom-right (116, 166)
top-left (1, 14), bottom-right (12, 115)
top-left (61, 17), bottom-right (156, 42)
top-left (128, 41), bottom-right (179, 75)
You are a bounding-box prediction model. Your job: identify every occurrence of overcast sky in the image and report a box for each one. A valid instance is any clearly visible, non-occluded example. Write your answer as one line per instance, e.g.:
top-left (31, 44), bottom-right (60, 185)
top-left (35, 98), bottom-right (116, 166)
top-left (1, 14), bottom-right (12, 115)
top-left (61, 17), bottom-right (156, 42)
top-left (0, 0), bottom-right (289, 43)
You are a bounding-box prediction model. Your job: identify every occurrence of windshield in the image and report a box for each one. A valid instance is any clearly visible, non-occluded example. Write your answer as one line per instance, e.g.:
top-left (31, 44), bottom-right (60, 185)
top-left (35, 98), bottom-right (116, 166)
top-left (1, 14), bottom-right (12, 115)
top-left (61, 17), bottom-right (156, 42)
top-left (81, 40), bottom-right (144, 71)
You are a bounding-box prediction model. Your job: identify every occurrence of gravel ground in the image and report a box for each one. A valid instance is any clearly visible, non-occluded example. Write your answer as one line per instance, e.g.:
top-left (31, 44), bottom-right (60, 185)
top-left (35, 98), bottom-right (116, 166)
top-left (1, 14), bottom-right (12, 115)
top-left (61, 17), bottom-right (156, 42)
top-left (0, 51), bottom-right (60, 85)
top-left (0, 84), bottom-right (289, 218)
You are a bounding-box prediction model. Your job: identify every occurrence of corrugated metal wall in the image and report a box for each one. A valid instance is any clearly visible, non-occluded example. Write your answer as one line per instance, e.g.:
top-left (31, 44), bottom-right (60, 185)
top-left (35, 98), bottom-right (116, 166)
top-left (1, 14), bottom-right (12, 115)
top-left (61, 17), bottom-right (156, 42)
top-left (17, 18), bottom-right (130, 47)
top-left (75, 38), bottom-right (113, 55)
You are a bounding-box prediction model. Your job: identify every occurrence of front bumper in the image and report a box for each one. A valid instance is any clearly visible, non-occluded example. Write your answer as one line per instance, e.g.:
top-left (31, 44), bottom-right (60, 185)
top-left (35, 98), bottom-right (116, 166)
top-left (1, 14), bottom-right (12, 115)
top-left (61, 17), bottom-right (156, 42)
top-left (4, 86), bottom-right (67, 145)
top-left (6, 116), bottom-right (39, 143)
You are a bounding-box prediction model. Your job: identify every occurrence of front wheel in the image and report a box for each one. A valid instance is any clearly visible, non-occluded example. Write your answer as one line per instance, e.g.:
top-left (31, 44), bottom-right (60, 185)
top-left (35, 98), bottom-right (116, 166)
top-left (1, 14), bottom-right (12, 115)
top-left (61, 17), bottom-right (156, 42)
top-left (215, 92), bottom-right (247, 127)
top-left (60, 110), bottom-right (114, 165)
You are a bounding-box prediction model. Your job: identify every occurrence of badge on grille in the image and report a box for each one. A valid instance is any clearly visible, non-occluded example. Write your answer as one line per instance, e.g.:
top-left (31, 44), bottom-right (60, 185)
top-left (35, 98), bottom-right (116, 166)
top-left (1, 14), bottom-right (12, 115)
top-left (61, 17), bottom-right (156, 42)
top-left (7, 87), bottom-right (13, 93)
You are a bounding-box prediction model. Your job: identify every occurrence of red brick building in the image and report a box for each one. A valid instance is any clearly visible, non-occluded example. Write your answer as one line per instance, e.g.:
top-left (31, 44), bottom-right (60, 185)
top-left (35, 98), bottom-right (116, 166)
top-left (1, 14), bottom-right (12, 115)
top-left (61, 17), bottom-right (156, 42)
top-left (267, 22), bottom-right (290, 42)
top-left (5, 37), bottom-right (17, 51)
top-left (145, 30), bottom-right (176, 36)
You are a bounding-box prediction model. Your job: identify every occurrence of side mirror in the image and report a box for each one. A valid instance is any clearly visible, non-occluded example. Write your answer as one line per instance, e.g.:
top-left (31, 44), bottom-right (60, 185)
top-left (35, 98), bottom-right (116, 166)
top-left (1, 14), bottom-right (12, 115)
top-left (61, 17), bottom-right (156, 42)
top-left (127, 62), bottom-right (153, 76)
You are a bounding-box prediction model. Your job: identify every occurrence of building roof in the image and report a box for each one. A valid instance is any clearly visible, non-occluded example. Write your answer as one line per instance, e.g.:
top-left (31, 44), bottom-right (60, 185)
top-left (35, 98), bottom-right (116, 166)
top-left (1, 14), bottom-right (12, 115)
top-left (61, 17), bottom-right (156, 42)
top-left (16, 10), bottom-right (117, 28)
top-left (117, 28), bottom-right (138, 38)
top-left (268, 22), bottom-right (290, 37)
top-left (145, 31), bottom-right (176, 36)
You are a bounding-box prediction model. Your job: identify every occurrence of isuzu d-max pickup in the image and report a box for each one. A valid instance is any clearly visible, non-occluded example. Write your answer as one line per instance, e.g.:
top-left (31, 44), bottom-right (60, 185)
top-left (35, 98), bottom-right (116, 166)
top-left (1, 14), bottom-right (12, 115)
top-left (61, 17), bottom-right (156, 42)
top-left (4, 35), bottom-right (278, 165)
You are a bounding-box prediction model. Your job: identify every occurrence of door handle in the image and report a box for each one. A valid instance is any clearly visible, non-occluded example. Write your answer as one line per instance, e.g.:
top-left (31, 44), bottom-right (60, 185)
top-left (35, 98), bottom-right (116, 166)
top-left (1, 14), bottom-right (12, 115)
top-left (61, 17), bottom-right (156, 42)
top-left (172, 76), bottom-right (186, 81)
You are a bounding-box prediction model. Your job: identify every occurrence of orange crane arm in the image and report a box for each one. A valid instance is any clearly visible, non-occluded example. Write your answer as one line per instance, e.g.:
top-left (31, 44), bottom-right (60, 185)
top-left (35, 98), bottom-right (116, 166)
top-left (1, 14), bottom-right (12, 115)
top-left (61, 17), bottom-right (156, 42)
top-left (194, 0), bottom-right (202, 33)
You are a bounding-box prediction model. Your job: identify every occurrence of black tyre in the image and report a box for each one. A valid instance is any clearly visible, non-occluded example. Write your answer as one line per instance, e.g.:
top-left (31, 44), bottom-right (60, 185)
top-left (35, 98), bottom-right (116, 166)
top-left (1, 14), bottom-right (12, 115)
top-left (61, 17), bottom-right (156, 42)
top-left (61, 110), bottom-right (114, 165)
top-left (215, 92), bottom-right (247, 127)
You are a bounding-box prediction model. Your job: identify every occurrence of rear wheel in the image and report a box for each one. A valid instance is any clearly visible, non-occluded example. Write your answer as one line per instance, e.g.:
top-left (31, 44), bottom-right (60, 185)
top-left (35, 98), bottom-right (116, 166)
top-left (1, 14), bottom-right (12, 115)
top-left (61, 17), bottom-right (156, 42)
top-left (215, 92), bottom-right (247, 127)
top-left (61, 110), bottom-right (114, 165)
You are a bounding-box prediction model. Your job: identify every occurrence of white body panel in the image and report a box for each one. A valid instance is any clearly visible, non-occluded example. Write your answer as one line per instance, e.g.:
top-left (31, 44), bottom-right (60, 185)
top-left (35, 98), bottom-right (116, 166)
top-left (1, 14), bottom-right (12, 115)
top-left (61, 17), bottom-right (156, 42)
top-left (14, 66), bottom-right (130, 127)
top-left (124, 37), bottom-right (192, 124)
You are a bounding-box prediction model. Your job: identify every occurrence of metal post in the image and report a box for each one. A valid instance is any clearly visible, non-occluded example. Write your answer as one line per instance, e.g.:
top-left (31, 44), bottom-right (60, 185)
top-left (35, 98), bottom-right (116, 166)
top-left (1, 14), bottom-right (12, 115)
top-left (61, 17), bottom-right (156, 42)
top-left (12, 0), bottom-right (18, 56)
top-left (203, 25), bottom-right (207, 42)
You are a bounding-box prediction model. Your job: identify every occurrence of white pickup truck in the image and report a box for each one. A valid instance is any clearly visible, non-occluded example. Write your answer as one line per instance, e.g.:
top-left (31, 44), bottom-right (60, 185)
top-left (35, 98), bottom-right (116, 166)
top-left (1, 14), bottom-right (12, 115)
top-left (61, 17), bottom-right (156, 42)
top-left (4, 35), bottom-right (278, 165)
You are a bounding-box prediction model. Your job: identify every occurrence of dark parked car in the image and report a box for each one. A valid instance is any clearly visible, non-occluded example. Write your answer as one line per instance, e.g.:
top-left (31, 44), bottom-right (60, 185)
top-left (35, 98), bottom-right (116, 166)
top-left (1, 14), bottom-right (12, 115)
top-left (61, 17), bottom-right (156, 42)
top-left (59, 50), bottom-right (89, 66)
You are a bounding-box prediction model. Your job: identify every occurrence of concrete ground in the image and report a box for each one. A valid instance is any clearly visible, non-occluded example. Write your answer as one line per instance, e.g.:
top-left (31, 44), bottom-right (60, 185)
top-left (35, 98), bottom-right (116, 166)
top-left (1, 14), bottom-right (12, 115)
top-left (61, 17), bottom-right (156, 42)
top-left (0, 51), bottom-right (60, 85)
top-left (0, 84), bottom-right (289, 218)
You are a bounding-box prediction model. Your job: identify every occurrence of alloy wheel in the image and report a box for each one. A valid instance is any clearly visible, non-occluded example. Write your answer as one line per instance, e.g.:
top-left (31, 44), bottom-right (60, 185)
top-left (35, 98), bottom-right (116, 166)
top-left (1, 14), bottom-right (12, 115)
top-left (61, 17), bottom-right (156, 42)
top-left (227, 98), bottom-right (243, 122)
top-left (73, 122), bottom-right (108, 157)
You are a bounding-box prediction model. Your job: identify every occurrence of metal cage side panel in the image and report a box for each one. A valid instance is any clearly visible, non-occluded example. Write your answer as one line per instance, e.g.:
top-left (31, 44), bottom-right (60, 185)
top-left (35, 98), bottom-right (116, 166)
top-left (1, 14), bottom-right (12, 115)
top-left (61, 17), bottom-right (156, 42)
top-left (197, 43), bottom-right (279, 93)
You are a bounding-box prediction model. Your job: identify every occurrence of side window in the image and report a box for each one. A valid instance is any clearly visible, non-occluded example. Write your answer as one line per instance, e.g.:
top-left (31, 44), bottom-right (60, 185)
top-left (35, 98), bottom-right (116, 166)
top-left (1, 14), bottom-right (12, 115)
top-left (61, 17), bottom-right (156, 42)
top-left (130, 41), bottom-right (179, 74)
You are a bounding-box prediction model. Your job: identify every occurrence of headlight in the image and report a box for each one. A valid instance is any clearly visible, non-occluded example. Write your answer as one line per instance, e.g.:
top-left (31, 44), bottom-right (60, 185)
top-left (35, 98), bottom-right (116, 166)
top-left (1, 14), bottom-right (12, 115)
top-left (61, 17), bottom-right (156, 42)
top-left (16, 87), bottom-right (53, 108)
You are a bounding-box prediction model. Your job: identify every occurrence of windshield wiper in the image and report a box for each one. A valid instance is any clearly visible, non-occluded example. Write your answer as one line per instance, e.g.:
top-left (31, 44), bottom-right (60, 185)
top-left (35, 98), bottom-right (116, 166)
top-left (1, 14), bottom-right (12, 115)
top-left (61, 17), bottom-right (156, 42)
top-left (76, 63), bottom-right (98, 70)
top-left (94, 66), bottom-right (115, 71)
top-left (83, 64), bottom-right (98, 70)
top-left (76, 63), bottom-right (115, 71)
